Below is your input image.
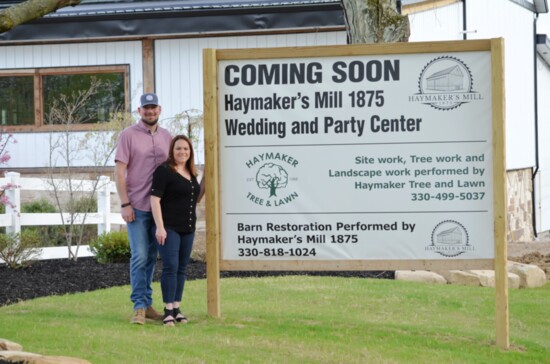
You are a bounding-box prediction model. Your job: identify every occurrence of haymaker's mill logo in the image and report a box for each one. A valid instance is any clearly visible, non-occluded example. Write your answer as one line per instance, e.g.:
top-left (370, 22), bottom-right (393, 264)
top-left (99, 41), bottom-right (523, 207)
top-left (245, 152), bottom-right (299, 207)
top-left (410, 56), bottom-right (482, 110)
top-left (426, 220), bottom-right (474, 257)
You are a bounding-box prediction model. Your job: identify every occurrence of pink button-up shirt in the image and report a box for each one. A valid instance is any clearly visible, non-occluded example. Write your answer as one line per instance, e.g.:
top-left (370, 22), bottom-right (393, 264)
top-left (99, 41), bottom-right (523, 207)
top-left (115, 120), bottom-right (172, 211)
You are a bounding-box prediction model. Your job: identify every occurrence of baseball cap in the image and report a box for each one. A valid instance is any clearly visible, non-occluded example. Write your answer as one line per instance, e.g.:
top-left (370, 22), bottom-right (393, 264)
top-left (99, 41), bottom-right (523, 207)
top-left (140, 93), bottom-right (159, 107)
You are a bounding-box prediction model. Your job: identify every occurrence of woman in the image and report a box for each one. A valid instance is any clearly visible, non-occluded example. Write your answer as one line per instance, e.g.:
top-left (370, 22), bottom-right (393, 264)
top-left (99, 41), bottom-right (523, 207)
top-left (151, 135), bottom-right (201, 326)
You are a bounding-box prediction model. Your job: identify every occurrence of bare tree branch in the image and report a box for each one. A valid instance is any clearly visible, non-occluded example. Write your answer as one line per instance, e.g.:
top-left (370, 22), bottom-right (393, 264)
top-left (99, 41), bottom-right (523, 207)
top-left (0, 0), bottom-right (81, 33)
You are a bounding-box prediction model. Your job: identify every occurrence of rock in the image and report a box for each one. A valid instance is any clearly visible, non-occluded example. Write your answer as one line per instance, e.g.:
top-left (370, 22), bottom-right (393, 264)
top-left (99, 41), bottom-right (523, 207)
top-left (508, 273), bottom-right (521, 289)
top-left (466, 270), bottom-right (521, 289)
top-left (467, 270), bottom-right (494, 287)
top-left (398, 268), bottom-right (525, 289)
top-left (0, 351), bottom-right (41, 361)
top-left (438, 270), bottom-right (480, 286)
top-left (507, 261), bottom-right (547, 288)
top-left (0, 351), bottom-right (91, 364)
top-left (395, 270), bottom-right (446, 284)
top-left (31, 356), bottom-right (91, 364)
top-left (0, 338), bottom-right (22, 351)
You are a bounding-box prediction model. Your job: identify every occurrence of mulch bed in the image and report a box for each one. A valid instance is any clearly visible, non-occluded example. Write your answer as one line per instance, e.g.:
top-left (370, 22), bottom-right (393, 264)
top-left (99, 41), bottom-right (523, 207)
top-left (0, 257), bottom-right (393, 307)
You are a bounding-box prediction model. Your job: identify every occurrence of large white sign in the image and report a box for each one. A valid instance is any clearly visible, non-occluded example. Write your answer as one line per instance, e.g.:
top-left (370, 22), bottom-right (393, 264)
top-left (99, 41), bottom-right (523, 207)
top-left (217, 51), bottom-right (493, 261)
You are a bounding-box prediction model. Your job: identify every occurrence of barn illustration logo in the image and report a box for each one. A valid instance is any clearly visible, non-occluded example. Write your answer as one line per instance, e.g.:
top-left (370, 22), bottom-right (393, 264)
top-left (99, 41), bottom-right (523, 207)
top-left (244, 152), bottom-right (299, 207)
top-left (410, 56), bottom-right (482, 111)
top-left (426, 220), bottom-right (474, 257)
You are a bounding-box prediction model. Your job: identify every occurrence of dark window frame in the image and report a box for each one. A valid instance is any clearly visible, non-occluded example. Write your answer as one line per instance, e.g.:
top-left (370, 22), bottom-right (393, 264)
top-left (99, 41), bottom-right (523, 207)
top-left (0, 64), bottom-right (130, 133)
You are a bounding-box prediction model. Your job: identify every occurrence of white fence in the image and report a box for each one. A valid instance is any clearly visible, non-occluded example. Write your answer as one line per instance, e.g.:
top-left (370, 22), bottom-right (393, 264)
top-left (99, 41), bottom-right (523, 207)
top-left (0, 171), bottom-right (124, 260)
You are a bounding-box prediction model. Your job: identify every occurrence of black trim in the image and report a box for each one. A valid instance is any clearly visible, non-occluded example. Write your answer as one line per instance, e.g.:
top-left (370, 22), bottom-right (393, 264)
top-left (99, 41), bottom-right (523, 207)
top-left (537, 33), bottom-right (549, 44)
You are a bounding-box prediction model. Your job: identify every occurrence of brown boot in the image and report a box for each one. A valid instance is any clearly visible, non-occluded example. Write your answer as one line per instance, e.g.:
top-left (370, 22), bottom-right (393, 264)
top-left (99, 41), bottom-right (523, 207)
top-left (131, 308), bottom-right (146, 325)
top-left (145, 306), bottom-right (163, 321)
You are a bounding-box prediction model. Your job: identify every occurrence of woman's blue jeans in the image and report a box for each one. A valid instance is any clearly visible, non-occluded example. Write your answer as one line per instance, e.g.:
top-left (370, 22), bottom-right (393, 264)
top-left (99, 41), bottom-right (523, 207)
top-left (127, 209), bottom-right (158, 310)
top-left (156, 229), bottom-right (195, 304)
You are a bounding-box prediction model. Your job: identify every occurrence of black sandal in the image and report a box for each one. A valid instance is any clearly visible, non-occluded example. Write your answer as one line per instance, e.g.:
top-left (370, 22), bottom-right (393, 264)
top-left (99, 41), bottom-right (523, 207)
top-left (173, 307), bottom-right (188, 324)
top-left (163, 308), bottom-right (175, 327)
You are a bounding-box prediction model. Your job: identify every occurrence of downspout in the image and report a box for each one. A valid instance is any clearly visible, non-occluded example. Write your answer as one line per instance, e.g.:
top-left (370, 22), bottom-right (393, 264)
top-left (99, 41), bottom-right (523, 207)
top-left (532, 13), bottom-right (540, 237)
top-left (462, 0), bottom-right (467, 40)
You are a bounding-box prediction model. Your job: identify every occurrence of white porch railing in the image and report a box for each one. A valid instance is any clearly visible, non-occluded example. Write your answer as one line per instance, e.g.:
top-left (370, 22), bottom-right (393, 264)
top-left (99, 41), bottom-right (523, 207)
top-left (0, 171), bottom-right (125, 260)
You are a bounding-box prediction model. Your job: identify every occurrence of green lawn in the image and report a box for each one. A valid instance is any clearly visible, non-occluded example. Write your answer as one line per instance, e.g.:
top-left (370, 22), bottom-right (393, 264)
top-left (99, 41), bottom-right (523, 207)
top-left (1, 276), bottom-right (549, 364)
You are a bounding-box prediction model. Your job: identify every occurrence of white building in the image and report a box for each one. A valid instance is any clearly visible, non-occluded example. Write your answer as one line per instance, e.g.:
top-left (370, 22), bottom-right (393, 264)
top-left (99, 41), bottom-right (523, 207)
top-left (0, 0), bottom-right (549, 242)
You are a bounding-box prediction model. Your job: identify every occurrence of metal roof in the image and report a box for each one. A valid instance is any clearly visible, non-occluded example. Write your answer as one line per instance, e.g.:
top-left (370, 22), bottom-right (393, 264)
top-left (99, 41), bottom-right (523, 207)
top-left (0, 0), bottom-right (340, 16)
top-left (534, 0), bottom-right (549, 13)
top-left (0, 0), bottom-right (344, 42)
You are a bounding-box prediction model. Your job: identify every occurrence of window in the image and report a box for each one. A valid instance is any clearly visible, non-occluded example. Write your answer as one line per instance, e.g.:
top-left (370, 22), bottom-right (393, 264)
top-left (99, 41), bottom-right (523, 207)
top-left (0, 76), bottom-right (34, 126)
top-left (0, 65), bottom-right (129, 132)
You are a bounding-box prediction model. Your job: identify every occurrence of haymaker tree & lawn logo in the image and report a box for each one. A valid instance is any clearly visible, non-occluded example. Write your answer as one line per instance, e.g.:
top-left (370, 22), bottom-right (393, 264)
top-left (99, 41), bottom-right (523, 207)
top-left (244, 152), bottom-right (299, 207)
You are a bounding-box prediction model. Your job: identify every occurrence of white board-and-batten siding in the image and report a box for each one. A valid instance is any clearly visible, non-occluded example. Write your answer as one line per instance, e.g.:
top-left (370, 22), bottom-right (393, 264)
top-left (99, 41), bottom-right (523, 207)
top-left (407, 1), bottom-right (550, 235)
top-left (3, 11), bottom-right (538, 170)
top-left (0, 41), bottom-right (143, 169)
top-left (466, 0), bottom-right (537, 170)
top-left (155, 32), bottom-right (347, 125)
top-left (407, 1), bottom-right (463, 42)
top-left (535, 57), bottom-right (550, 232)
top-left (1, 32), bottom-right (346, 169)
top-left (407, 0), bottom-right (538, 171)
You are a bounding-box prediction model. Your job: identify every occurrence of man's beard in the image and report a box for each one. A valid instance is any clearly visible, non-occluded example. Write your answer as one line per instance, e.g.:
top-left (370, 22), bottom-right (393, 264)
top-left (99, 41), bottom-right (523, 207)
top-left (142, 118), bottom-right (158, 127)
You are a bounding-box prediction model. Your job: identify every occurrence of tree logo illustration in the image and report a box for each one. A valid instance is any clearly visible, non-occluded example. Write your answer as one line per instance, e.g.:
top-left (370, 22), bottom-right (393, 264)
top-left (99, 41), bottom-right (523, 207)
top-left (256, 163), bottom-right (288, 197)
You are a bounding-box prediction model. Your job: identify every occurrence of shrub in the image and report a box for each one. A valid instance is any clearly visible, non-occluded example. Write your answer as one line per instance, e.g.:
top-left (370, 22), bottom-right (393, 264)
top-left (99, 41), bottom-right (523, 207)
top-left (20, 199), bottom-right (66, 247)
top-left (22, 198), bottom-right (57, 213)
top-left (70, 195), bottom-right (97, 213)
top-left (69, 196), bottom-right (98, 245)
top-left (1, 196), bottom-right (99, 249)
top-left (89, 231), bottom-right (130, 263)
top-left (0, 230), bottom-right (42, 269)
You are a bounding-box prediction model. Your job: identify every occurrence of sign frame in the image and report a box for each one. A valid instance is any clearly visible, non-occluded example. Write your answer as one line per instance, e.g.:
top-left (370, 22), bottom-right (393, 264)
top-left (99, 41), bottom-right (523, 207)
top-left (203, 39), bottom-right (508, 348)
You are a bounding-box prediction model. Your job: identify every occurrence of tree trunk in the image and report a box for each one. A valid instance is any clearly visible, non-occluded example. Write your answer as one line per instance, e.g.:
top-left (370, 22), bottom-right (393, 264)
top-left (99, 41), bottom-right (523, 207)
top-left (0, 0), bottom-right (81, 33)
top-left (342, 0), bottom-right (410, 44)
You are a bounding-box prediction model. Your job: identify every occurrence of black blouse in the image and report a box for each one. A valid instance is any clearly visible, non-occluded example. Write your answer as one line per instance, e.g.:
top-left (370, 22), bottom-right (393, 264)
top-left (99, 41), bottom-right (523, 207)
top-left (151, 163), bottom-right (200, 233)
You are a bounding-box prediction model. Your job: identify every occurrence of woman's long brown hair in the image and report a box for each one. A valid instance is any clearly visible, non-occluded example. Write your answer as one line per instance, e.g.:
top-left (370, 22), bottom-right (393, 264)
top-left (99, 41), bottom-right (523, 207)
top-left (166, 135), bottom-right (197, 177)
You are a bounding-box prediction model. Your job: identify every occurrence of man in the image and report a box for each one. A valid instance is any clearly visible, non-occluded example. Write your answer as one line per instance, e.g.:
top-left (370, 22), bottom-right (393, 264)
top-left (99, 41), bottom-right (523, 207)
top-left (115, 93), bottom-right (173, 324)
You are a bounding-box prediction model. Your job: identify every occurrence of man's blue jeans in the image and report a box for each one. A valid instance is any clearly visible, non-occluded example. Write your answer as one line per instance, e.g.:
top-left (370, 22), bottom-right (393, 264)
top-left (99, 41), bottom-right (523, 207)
top-left (127, 209), bottom-right (158, 310)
